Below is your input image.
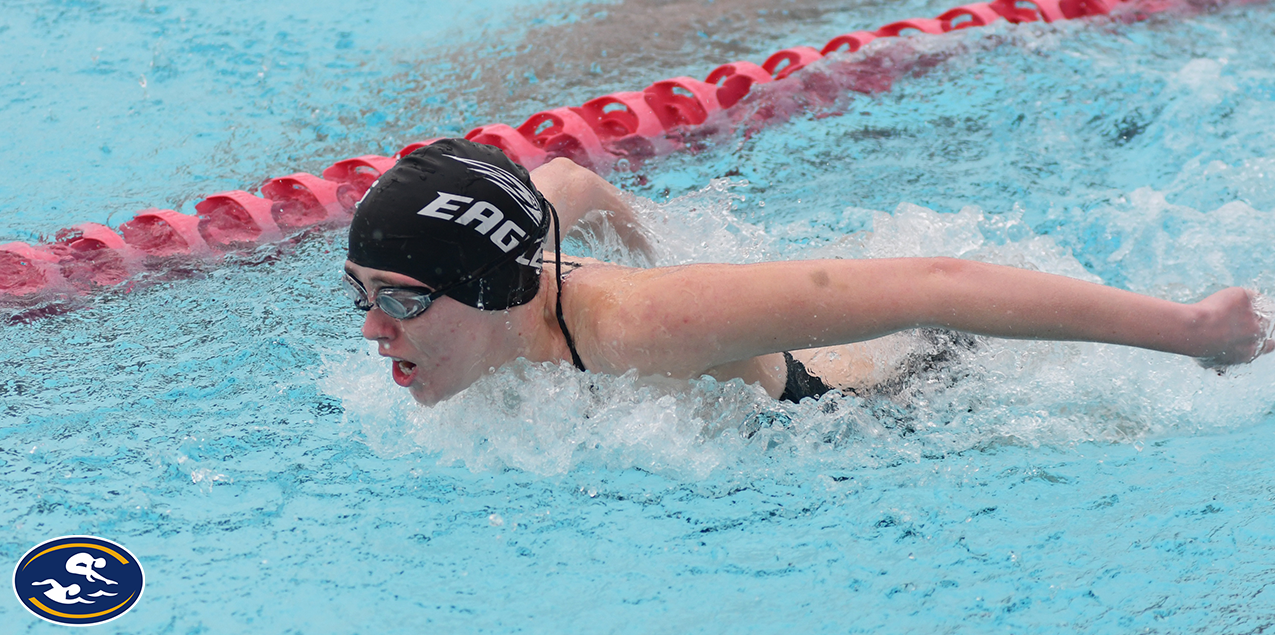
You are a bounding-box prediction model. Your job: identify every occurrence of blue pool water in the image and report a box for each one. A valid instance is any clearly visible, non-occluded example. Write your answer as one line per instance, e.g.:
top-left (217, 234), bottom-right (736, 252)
top-left (3, 0), bottom-right (1275, 632)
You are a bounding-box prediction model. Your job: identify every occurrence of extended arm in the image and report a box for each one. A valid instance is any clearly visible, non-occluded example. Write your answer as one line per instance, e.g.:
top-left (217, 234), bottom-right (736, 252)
top-left (530, 158), bottom-right (652, 257)
top-left (581, 257), bottom-right (1271, 377)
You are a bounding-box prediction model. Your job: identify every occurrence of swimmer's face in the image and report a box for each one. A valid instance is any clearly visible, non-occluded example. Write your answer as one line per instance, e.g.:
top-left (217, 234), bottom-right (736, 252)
top-left (345, 260), bottom-right (526, 405)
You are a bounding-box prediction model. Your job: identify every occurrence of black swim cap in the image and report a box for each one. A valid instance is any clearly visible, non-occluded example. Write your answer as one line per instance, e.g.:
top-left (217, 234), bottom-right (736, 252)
top-left (347, 139), bottom-right (551, 310)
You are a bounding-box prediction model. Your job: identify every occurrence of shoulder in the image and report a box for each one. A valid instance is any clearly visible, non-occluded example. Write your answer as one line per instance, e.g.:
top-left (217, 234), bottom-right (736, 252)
top-left (556, 260), bottom-right (745, 376)
top-left (548, 255), bottom-right (640, 317)
top-left (545, 257), bottom-right (652, 373)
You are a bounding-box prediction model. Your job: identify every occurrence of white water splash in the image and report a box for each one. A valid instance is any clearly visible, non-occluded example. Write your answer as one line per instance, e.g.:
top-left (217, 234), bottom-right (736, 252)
top-left (321, 190), bottom-right (1275, 479)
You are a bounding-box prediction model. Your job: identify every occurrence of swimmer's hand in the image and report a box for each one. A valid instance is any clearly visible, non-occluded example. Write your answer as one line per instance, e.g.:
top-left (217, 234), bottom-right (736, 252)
top-left (1191, 288), bottom-right (1274, 368)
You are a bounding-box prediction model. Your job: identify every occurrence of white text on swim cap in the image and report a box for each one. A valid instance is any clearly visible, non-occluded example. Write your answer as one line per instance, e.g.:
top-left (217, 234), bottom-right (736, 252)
top-left (447, 155), bottom-right (543, 224)
top-left (417, 192), bottom-right (528, 253)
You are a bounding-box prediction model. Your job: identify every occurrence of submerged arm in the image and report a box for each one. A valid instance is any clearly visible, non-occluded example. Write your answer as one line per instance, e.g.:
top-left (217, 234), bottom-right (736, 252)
top-left (530, 158), bottom-right (652, 258)
top-left (584, 257), bottom-right (1271, 377)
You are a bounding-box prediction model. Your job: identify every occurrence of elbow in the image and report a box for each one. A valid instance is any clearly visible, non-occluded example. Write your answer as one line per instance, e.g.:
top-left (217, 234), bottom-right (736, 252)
top-left (548, 158), bottom-right (606, 204)
top-left (531, 157), bottom-right (591, 199)
top-left (545, 157), bottom-right (594, 187)
top-left (545, 156), bottom-right (585, 174)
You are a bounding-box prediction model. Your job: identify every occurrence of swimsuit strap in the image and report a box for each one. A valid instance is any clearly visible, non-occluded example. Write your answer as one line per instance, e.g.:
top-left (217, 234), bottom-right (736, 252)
top-left (549, 202), bottom-right (587, 372)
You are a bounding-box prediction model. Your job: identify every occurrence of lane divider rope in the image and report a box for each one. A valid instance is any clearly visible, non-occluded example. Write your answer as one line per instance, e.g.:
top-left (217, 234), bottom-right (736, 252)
top-left (0, 0), bottom-right (1233, 299)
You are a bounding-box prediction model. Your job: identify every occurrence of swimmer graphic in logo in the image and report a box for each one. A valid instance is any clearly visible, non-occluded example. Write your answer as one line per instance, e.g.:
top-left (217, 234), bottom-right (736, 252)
top-left (12, 535), bottom-right (144, 626)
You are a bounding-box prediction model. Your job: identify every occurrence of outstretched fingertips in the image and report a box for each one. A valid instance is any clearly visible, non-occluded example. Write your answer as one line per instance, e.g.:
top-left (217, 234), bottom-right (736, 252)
top-left (1247, 289), bottom-right (1275, 364)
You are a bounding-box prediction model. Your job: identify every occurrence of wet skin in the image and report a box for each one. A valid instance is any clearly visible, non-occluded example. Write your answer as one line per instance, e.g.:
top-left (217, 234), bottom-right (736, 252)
top-left (345, 260), bottom-right (571, 405)
top-left (347, 256), bottom-right (1273, 405)
top-left (347, 158), bottom-right (1273, 405)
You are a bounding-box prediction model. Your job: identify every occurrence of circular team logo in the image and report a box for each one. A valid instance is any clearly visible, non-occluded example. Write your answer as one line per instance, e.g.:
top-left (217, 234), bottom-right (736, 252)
top-left (12, 536), bottom-right (144, 626)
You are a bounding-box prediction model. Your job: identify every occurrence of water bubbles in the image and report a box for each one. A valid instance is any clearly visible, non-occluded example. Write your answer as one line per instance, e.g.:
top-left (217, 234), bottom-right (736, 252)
top-left (321, 187), bottom-right (1275, 486)
top-left (616, 178), bottom-right (775, 267)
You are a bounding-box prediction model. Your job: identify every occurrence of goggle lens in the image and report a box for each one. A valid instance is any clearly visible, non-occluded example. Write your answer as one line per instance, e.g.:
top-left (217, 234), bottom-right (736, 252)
top-left (377, 290), bottom-right (429, 320)
top-left (343, 273), bottom-right (437, 321)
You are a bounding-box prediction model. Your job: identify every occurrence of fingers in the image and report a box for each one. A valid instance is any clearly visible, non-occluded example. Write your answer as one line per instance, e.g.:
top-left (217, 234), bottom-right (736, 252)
top-left (1248, 290), bottom-right (1274, 363)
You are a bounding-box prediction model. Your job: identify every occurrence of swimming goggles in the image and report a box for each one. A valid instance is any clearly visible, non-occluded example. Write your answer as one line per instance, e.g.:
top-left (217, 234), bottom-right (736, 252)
top-left (342, 272), bottom-right (446, 321)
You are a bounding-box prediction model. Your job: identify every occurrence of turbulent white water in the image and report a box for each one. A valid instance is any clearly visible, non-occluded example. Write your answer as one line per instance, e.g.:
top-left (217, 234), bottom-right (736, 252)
top-left (322, 184), bottom-right (1275, 481)
top-left (7, 2), bottom-right (1275, 632)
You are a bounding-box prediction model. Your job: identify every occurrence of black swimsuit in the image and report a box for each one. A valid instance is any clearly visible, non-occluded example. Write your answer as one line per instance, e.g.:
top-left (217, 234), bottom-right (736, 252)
top-left (778, 352), bottom-right (833, 403)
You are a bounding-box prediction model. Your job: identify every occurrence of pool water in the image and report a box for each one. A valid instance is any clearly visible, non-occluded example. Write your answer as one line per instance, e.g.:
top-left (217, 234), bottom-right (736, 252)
top-left (3, 0), bottom-right (1275, 633)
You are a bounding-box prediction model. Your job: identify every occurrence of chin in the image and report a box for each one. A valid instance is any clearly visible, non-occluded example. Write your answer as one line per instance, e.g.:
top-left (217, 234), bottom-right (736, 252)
top-left (407, 382), bottom-right (458, 406)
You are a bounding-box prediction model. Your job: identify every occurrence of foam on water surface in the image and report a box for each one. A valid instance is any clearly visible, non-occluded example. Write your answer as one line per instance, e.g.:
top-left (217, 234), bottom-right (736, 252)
top-left (323, 193), bottom-right (1275, 479)
top-left (3, 1), bottom-right (1275, 633)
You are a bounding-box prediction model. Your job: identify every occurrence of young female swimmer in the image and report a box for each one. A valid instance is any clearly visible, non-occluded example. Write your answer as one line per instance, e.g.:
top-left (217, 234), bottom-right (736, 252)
top-left (343, 139), bottom-right (1273, 405)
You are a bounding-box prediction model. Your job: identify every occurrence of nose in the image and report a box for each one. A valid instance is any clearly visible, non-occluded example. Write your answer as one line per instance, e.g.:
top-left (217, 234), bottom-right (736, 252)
top-left (361, 306), bottom-right (399, 342)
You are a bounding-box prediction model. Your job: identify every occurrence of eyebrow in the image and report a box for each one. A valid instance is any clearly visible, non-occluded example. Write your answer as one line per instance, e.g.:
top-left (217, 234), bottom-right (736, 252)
top-left (343, 267), bottom-right (370, 287)
top-left (343, 267), bottom-right (435, 291)
top-left (344, 267), bottom-right (389, 286)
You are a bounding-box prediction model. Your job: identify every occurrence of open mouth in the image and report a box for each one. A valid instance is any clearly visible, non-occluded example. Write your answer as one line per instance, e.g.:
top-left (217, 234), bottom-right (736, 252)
top-left (390, 358), bottom-right (418, 387)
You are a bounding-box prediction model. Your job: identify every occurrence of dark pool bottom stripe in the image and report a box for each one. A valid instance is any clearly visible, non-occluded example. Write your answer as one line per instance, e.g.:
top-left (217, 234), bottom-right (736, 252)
top-left (0, 0), bottom-right (1245, 300)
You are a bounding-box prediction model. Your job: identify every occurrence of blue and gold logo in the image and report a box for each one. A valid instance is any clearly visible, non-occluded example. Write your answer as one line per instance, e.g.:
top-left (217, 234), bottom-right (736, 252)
top-left (12, 535), bottom-right (144, 626)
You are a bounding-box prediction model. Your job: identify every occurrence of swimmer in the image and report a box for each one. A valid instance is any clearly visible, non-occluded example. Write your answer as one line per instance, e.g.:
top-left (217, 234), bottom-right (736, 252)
top-left (65, 552), bottom-right (116, 585)
top-left (343, 139), bottom-right (1273, 405)
top-left (30, 579), bottom-right (93, 605)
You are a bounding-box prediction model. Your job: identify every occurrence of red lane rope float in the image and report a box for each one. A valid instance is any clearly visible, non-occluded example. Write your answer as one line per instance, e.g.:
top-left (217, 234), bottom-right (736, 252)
top-left (517, 108), bottom-right (610, 170)
top-left (194, 190), bottom-right (282, 249)
top-left (939, 4), bottom-right (1007, 30)
top-left (876, 18), bottom-right (948, 37)
top-left (321, 155), bottom-right (398, 196)
top-left (706, 62), bottom-right (773, 109)
top-left (260, 173), bottom-right (359, 229)
top-left (394, 138), bottom-right (442, 160)
top-left (51, 223), bottom-right (139, 289)
top-left (119, 209), bottom-right (210, 257)
top-left (0, 0), bottom-right (1218, 299)
top-left (762, 46), bottom-right (826, 80)
top-left (463, 124), bottom-right (549, 169)
top-left (1000, 0), bottom-right (1068, 22)
top-left (643, 76), bottom-right (724, 130)
top-left (0, 243), bottom-right (64, 295)
top-left (821, 32), bottom-right (880, 55)
top-left (577, 91), bottom-right (671, 158)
